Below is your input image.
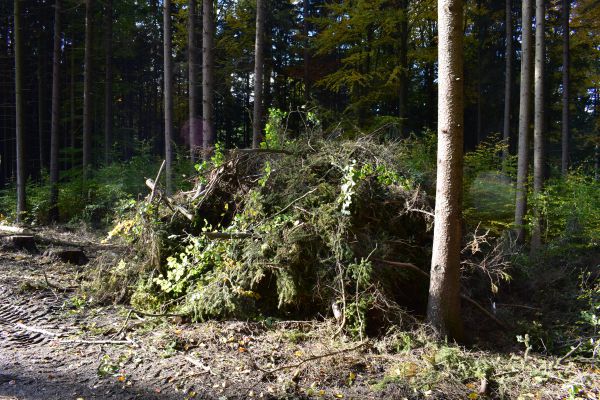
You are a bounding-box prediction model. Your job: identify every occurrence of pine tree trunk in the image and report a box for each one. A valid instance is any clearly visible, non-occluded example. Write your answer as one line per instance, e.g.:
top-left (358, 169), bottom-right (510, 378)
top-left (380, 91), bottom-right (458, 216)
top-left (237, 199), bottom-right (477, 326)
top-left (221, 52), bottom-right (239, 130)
top-left (14, 0), bottom-right (26, 222)
top-left (38, 40), bottom-right (46, 171)
top-left (398, 0), bottom-right (409, 137)
top-left (303, 0), bottom-right (310, 102)
top-left (561, 0), bottom-right (570, 175)
top-left (202, 0), bottom-right (215, 156)
top-left (49, 0), bottom-right (61, 222)
top-left (514, 0), bottom-right (534, 243)
top-left (531, 0), bottom-right (545, 251)
top-left (426, 0), bottom-right (464, 341)
top-left (252, 0), bottom-right (266, 149)
top-left (82, 0), bottom-right (93, 177)
top-left (70, 45), bottom-right (75, 169)
top-left (163, 0), bottom-right (174, 195)
top-left (188, 0), bottom-right (198, 161)
top-left (104, 0), bottom-right (113, 165)
top-left (502, 0), bottom-right (513, 162)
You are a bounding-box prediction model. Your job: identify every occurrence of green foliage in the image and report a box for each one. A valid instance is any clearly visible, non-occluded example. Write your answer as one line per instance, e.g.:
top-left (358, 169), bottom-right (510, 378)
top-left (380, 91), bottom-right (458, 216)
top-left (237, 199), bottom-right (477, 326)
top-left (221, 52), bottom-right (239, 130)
top-left (261, 108), bottom-right (288, 149)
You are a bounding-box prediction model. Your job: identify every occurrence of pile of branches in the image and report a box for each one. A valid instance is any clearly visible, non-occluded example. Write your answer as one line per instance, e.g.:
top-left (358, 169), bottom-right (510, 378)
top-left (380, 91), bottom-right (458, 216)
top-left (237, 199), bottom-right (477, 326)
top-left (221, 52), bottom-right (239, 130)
top-left (102, 136), bottom-right (438, 336)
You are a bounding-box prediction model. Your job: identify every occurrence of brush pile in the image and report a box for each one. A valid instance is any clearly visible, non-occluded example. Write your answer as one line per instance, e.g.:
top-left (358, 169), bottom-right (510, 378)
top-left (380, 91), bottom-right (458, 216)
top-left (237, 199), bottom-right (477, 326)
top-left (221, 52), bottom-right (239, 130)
top-left (98, 134), bottom-right (437, 336)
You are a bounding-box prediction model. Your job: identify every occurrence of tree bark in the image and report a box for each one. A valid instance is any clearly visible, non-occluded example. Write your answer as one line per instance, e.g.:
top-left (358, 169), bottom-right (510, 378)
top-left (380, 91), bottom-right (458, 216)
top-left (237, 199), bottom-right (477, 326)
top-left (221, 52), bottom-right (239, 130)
top-left (37, 38), bottom-right (46, 171)
top-left (502, 0), bottom-right (513, 162)
top-left (561, 0), bottom-right (570, 175)
top-left (104, 0), bottom-right (113, 165)
top-left (531, 0), bottom-right (545, 251)
top-left (14, 0), bottom-right (26, 222)
top-left (514, 0), bottom-right (534, 243)
top-left (49, 0), bottom-right (62, 222)
top-left (303, 0), bottom-right (310, 102)
top-left (82, 0), bottom-right (93, 177)
top-left (188, 0), bottom-right (199, 161)
top-left (202, 0), bottom-right (215, 156)
top-left (163, 0), bottom-right (174, 195)
top-left (398, 0), bottom-right (409, 137)
top-left (252, 0), bottom-right (266, 149)
top-left (70, 45), bottom-right (75, 169)
top-left (426, 0), bottom-right (464, 341)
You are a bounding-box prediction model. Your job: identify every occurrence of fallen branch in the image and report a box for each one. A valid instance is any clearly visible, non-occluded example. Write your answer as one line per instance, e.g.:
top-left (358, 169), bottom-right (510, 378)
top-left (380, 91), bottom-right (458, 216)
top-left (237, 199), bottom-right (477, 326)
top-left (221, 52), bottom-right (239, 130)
top-left (374, 258), bottom-right (509, 330)
top-left (0, 224), bottom-right (31, 235)
top-left (231, 148), bottom-right (294, 155)
top-left (129, 308), bottom-right (186, 318)
top-left (558, 341), bottom-right (583, 364)
top-left (270, 187), bottom-right (319, 219)
top-left (202, 231), bottom-right (255, 240)
top-left (58, 338), bottom-right (135, 345)
top-left (149, 160), bottom-right (166, 203)
top-left (184, 355), bottom-right (212, 374)
top-left (252, 341), bottom-right (368, 374)
top-left (146, 179), bottom-right (193, 221)
top-left (15, 323), bottom-right (61, 337)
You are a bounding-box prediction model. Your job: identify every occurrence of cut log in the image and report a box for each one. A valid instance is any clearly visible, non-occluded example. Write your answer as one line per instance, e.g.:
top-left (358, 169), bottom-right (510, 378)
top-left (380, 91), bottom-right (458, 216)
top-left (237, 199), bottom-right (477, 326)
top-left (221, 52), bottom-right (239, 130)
top-left (43, 247), bottom-right (89, 265)
top-left (1, 235), bottom-right (37, 252)
top-left (0, 224), bottom-right (32, 235)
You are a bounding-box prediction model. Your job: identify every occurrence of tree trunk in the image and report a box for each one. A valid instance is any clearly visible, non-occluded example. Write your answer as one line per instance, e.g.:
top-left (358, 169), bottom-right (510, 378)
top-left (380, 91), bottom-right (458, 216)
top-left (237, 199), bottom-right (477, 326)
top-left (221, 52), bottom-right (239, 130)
top-left (514, 0), bottom-right (534, 243)
top-left (202, 0), bottom-right (215, 156)
top-left (426, 0), bottom-right (464, 341)
top-left (38, 39), bottom-right (46, 171)
top-left (561, 0), bottom-right (570, 175)
top-left (398, 0), bottom-right (409, 137)
top-left (189, 0), bottom-right (199, 161)
top-left (104, 0), bottom-right (113, 165)
top-left (49, 0), bottom-right (62, 222)
top-left (502, 0), bottom-right (513, 162)
top-left (70, 45), bottom-right (75, 169)
top-left (14, 0), bottom-right (26, 222)
top-left (531, 0), bottom-right (545, 251)
top-left (164, 0), bottom-right (174, 195)
top-left (252, 0), bottom-right (266, 149)
top-left (82, 0), bottom-right (93, 177)
top-left (303, 0), bottom-right (310, 102)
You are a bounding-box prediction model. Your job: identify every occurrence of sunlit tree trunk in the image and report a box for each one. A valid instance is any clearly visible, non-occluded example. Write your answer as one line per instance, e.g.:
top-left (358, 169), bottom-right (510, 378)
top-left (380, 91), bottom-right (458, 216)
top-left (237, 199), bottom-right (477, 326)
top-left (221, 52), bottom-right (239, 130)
top-left (202, 0), bottom-right (215, 156)
top-left (252, 0), bottom-right (266, 149)
top-left (427, 0), bottom-right (464, 341)
top-left (561, 0), bottom-right (570, 176)
top-left (188, 0), bottom-right (198, 161)
top-left (82, 0), bottom-right (93, 177)
top-left (49, 0), bottom-right (62, 222)
top-left (502, 0), bottom-right (513, 162)
top-left (104, 0), bottom-right (113, 165)
top-left (164, 0), bottom-right (174, 195)
top-left (514, 0), bottom-right (534, 243)
top-left (14, 0), bottom-right (26, 222)
top-left (531, 0), bottom-right (545, 251)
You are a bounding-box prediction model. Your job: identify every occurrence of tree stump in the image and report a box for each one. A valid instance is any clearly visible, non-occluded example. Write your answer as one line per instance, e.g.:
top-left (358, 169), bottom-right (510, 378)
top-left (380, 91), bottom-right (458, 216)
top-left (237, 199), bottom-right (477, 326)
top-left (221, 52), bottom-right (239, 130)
top-left (43, 247), bottom-right (88, 265)
top-left (1, 235), bottom-right (38, 252)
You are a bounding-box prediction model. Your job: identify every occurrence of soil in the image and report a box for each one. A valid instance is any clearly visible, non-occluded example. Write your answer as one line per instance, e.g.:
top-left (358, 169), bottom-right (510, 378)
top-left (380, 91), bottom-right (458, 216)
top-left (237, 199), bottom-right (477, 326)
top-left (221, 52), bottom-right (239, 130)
top-left (1, 228), bottom-right (597, 400)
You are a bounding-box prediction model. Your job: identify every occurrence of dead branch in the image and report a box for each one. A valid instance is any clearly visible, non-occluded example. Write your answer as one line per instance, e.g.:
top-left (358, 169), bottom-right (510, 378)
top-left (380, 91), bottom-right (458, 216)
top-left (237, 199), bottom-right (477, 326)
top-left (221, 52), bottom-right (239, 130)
top-left (146, 178), bottom-right (193, 221)
top-left (149, 160), bottom-right (166, 203)
top-left (202, 232), bottom-right (255, 239)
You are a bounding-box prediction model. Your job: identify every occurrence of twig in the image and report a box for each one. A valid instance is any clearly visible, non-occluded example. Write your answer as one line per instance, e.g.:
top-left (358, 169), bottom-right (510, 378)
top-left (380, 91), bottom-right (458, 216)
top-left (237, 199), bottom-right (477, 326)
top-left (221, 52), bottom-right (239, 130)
top-left (15, 323), bottom-right (60, 337)
top-left (231, 148), bottom-right (294, 155)
top-left (129, 308), bottom-right (186, 318)
top-left (110, 309), bottom-right (133, 340)
top-left (202, 231), bottom-right (255, 240)
top-left (253, 341), bottom-right (369, 374)
top-left (184, 355), bottom-right (212, 374)
top-left (372, 258), bottom-right (429, 278)
top-left (558, 341), bottom-right (583, 364)
top-left (149, 160), bottom-right (166, 203)
top-left (59, 339), bottom-right (134, 345)
top-left (270, 187), bottom-right (319, 219)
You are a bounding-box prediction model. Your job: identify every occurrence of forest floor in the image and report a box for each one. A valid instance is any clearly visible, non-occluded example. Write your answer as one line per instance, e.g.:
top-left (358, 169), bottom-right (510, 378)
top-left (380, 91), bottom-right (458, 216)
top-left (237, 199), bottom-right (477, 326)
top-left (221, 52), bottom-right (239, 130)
top-left (0, 228), bottom-right (598, 400)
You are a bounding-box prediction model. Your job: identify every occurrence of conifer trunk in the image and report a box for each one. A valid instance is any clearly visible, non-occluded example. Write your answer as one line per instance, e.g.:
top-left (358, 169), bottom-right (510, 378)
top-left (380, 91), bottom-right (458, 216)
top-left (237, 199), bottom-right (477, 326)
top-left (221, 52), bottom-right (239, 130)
top-left (14, 0), bottom-right (26, 222)
top-left (502, 0), bottom-right (513, 162)
top-left (163, 0), bottom-right (174, 195)
top-left (514, 0), bottom-right (534, 243)
top-left (188, 0), bottom-right (198, 161)
top-left (49, 0), bottom-right (61, 222)
top-left (561, 0), bottom-right (570, 176)
top-left (202, 0), bottom-right (215, 156)
top-left (104, 0), bottom-right (113, 164)
top-left (82, 0), bottom-right (93, 177)
top-left (426, 0), bottom-right (464, 340)
top-left (252, 0), bottom-right (266, 149)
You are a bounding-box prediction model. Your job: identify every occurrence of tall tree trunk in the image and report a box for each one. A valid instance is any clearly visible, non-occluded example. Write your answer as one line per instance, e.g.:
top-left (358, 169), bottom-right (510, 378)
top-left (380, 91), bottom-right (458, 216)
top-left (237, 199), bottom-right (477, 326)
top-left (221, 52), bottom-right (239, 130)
top-left (49, 0), bottom-right (62, 222)
top-left (502, 0), bottom-right (513, 162)
top-left (188, 0), bottom-right (198, 161)
top-left (70, 45), bottom-right (75, 169)
top-left (164, 0), bottom-right (174, 195)
top-left (427, 0), bottom-right (464, 341)
top-left (398, 0), bottom-right (409, 136)
top-left (252, 0), bottom-right (266, 149)
top-left (531, 0), bottom-right (545, 251)
top-left (514, 0), bottom-right (534, 243)
top-left (104, 0), bottom-right (113, 165)
top-left (475, 0), bottom-right (483, 144)
top-left (14, 0), bottom-right (26, 222)
top-left (561, 0), bottom-right (570, 175)
top-left (38, 39), bottom-right (46, 171)
top-left (303, 0), bottom-right (310, 102)
top-left (82, 0), bottom-right (93, 177)
top-left (202, 0), bottom-right (215, 156)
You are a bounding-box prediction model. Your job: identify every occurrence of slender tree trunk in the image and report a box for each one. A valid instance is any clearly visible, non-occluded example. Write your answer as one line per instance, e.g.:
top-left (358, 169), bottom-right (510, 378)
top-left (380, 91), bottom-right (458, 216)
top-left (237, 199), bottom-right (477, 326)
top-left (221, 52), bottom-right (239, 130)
top-left (252, 0), bottom-right (266, 149)
top-left (427, 0), bottom-right (464, 341)
top-left (104, 0), bottom-right (113, 165)
top-left (202, 0), bottom-right (215, 156)
top-left (531, 0), bottom-right (545, 251)
top-left (164, 0), bottom-right (174, 195)
top-left (70, 45), bottom-right (75, 169)
top-left (476, 0), bottom-right (483, 144)
top-left (303, 0), bottom-right (310, 102)
top-left (38, 40), bottom-right (46, 171)
top-left (514, 0), bottom-right (534, 243)
top-left (561, 0), bottom-right (570, 175)
top-left (82, 0), bottom-right (93, 177)
top-left (398, 0), bottom-right (409, 137)
top-left (502, 0), bottom-right (513, 162)
top-left (14, 0), bottom-right (26, 222)
top-left (188, 0), bottom-right (198, 161)
top-left (49, 0), bottom-right (62, 222)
